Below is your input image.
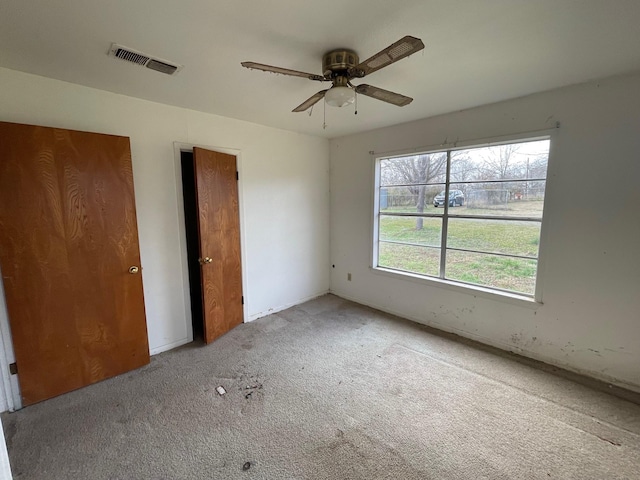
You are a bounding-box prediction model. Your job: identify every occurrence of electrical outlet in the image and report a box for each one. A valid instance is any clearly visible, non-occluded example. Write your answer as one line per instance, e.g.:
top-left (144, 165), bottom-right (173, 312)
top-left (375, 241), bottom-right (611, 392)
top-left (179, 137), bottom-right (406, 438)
top-left (347, 273), bottom-right (352, 281)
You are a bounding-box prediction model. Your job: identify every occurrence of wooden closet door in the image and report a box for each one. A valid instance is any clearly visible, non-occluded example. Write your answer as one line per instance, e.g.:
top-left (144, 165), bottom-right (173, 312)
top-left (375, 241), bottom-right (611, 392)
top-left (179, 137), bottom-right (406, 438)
top-left (0, 122), bottom-right (149, 406)
top-left (193, 147), bottom-right (243, 343)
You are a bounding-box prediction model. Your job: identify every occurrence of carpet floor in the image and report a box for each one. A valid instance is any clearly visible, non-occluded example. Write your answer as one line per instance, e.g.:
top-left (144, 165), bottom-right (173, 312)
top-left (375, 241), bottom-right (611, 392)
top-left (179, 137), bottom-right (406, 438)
top-left (3, 294), bottom-right (640, 479)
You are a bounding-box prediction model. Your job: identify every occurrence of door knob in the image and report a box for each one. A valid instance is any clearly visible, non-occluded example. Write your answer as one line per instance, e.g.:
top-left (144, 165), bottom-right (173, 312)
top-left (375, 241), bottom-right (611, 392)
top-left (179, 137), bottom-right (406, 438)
top-left (199, 257), bottom-right (213, 265)
top-left (128, 266), bottom-right (140, 274)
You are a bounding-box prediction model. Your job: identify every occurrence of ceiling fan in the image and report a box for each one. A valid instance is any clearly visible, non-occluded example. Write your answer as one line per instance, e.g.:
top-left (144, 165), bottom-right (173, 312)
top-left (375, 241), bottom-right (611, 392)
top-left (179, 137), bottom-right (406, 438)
top-left (241, 36), bottom-right (424, 113)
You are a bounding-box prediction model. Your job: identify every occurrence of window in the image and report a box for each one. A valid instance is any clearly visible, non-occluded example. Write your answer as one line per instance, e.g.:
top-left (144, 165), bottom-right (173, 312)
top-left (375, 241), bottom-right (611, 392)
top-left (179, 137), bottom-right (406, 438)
top-left (374, 137), bottom-right (551, 298)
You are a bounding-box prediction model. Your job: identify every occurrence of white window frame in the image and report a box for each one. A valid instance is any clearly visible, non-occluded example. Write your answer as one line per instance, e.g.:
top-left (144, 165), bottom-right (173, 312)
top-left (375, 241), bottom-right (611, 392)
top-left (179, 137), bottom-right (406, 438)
top-left (371, 132), bottom-right (555, 305)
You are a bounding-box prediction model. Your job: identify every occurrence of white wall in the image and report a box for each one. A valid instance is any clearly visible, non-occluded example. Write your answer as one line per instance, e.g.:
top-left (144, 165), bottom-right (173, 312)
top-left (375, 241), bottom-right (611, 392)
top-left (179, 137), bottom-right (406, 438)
top-left (330, 72), bottom-right (640, 392)
top-left (0, 67), bottom-right (330, 410)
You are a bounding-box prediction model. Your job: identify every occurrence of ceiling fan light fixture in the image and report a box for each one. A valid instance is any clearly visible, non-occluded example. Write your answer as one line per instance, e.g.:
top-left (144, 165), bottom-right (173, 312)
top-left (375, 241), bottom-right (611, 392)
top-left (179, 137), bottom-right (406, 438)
top-left (241, 35), bottom-right (424, 114)
top-left (325, 86), bottom-right (355, 107)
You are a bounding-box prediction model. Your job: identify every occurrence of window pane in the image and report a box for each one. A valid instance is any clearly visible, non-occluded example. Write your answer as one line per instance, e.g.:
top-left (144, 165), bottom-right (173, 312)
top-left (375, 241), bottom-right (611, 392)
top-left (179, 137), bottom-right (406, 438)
top-left (378, 242), bottom-right (440, 277)
top-left (450, 139), bottom-right (549, 182)
top-left (443, 181), bottom-right (545, 218)
top-left (446, 250), bottom-right (537, 295)
top-left (447, 218), bottom-right (540, 257)
top-left (380, 152), bottom-right (447, 186)
top-left (379, 216), bottom-right (442, 247)
top-left (380, 185), bottom-right (444, 215)
top-left (375, 137), bottom-right (549, 298)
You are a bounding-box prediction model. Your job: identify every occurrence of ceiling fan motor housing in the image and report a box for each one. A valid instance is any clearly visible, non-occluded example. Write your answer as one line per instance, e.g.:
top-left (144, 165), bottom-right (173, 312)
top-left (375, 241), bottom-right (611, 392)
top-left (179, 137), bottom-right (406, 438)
top-left (322, 50), bottom-right (359, 77)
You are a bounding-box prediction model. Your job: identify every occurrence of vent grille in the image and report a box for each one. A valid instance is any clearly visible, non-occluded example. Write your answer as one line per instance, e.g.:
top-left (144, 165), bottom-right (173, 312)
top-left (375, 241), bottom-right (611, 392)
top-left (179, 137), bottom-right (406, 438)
top-left (108, 43), bottom-right (183, 75)
top-left (114, 48), bottom-right (149, 66)
top-left (146, 59), bottom-right (178, 75)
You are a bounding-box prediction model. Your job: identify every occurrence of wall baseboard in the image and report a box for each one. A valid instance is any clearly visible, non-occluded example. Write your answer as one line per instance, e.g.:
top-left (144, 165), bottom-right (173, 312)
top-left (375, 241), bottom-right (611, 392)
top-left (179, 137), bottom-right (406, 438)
top-left (149, 337), bottom-right (191, 356)
top-left (329, 289), bottom-right (640, 395)
top-left (248, 290), bottom-right (330, 322)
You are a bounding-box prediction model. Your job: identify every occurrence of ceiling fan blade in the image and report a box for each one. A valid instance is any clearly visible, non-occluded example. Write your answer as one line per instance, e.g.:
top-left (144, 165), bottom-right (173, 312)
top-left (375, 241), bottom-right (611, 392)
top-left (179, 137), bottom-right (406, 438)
top-left (351, 36), bottom-right (424, 77)
top-left (292, 90), bottom-right (329, 112)
top-left (355, 84), bottom-right (413, 107)
top-left (241, 62), bottom-right (326, 81)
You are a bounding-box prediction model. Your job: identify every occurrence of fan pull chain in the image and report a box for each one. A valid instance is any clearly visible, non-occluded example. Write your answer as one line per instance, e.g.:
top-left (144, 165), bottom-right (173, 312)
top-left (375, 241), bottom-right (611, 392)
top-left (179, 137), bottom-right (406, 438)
top-left (308, 105), bottom-right (314, 117)
top-left (354, 91), bottom-right (358, 115)
top-left (323, 99), bottom-right (327, 129)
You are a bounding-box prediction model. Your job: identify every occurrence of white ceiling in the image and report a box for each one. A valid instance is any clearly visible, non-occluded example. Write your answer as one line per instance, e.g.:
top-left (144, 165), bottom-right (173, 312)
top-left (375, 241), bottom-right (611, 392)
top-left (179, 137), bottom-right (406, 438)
top-left (1, 0), bottom-right (640, 139)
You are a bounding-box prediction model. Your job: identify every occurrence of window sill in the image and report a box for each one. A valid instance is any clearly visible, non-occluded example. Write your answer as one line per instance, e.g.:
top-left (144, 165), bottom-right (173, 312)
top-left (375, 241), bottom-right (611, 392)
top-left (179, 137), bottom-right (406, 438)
top-left (371, 266), bottom-right (543, 309)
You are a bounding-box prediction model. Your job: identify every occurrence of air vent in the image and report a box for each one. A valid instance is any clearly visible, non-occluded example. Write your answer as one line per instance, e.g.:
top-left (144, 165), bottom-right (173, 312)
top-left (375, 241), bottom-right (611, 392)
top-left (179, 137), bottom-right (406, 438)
top-left (146, 59), bottom-right (179, 75)
top-left (108, 43), bottom-right (183, 75)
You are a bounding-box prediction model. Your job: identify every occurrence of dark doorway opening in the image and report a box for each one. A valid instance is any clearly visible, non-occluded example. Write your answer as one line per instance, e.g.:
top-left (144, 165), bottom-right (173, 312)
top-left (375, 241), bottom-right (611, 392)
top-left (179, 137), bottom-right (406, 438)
top-left (180, 150), bottom-right (204, 342)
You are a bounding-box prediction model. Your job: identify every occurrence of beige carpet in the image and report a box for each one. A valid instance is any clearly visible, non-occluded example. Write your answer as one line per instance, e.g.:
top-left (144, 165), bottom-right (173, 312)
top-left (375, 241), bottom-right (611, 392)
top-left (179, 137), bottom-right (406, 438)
top-left (3, 295), bottom-right (640, 479)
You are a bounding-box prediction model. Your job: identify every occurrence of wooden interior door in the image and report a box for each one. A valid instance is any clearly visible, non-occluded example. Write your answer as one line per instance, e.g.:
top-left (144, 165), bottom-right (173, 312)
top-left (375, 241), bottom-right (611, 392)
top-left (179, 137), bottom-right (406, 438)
top-left (193, 147), bottom-right (243, 343)
top-left (0, 121), bottom-right (150, 406)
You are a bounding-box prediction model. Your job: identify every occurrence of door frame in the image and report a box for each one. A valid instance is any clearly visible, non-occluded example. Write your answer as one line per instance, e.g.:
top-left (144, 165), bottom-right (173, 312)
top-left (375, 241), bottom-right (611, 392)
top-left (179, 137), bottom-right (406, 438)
top-left (172, 142), bottom-right (249, 344)
top-left (0, 278), bottom-right (20, 411)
